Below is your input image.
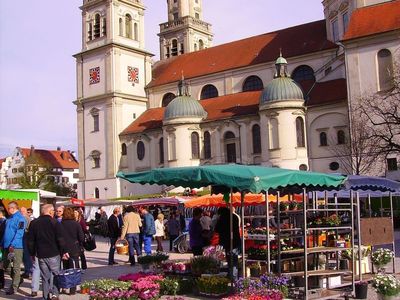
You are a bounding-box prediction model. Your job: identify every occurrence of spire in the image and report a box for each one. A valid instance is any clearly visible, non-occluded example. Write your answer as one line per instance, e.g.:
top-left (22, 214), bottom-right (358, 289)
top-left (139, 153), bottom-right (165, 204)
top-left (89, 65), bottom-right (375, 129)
top-left (177, 72), bottom-right (190, 96)
top-left (274, 50), bottom-right (289, 78)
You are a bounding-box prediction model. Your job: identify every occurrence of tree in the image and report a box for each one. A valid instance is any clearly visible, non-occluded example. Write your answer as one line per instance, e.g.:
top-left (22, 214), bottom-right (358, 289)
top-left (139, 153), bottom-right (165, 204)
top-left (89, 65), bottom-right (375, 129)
top-left (18, 153), bottom-right (52, 189)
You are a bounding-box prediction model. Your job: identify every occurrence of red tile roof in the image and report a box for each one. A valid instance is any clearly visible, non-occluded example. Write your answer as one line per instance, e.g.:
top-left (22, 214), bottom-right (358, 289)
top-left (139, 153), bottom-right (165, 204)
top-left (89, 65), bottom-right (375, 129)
top-left (19, 148), bottom-right (79, 169)
top-left (343, 0), bottom-right (400, 41)
top-left (148, 20), bottom-right (337, 88)
top-left (122, 79), bottom-right (347, 135)
top-left (0, 158), bottom-right (5, 165)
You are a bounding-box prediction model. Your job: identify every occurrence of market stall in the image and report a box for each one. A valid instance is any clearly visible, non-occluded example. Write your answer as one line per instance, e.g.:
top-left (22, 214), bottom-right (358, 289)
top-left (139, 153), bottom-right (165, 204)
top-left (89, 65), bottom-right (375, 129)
top-left (0, 189), bottom-right (40, 217)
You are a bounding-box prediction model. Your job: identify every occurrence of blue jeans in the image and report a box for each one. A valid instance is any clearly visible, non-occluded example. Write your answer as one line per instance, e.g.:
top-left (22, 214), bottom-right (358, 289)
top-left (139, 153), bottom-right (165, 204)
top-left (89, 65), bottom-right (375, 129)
top-left (143, 235), bottom-right (152, 255)
top-left (23, 242), bottom-right (33, 274)
top-left (126, 233), bottom-right (141, 263)
top-left (39, 255), bottom-right (60, 299)
top-left (108, 237), bottom-right (117, 264)
top-left (31, 257), bottom-right (40, 292)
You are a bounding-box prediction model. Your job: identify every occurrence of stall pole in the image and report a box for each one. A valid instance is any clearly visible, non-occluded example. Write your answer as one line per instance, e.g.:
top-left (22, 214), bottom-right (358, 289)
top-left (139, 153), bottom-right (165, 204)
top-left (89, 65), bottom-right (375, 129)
top-left (368, 194), bottom-right (372, 218)
top-left (380, 196), bottom-right (383, 217)
top-left (350, 190), bottom-right (355, 292)
top-left (356, 192), bottom-right (362, 282)
top-left (389, 192), bottom-right (396, 273)
top-left (241, 191), bottom-right (245, 278)
top-left (266, 190), bottom-right (271, 274)
top-left (230, 188), bottom-right (234, 284)
top-left (277, 191), bottom-right (281, 275)
top-left (303, 188), bottom-right (308, 300)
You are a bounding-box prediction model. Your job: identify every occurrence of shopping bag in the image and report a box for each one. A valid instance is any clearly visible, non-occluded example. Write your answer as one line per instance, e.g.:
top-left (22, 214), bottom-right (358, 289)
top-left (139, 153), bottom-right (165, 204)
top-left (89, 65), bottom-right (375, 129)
top-left (83, 232), bottom-right (97, 251)
top-left (54, 268), bottom-right (82, 289)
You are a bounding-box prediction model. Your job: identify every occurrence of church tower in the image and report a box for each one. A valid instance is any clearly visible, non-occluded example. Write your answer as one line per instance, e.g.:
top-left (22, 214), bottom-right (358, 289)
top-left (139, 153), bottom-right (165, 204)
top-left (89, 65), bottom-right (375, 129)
top-left (158, 0), bottom-right (213, 60)
top-left (74, 0), bottom-right (153, 199)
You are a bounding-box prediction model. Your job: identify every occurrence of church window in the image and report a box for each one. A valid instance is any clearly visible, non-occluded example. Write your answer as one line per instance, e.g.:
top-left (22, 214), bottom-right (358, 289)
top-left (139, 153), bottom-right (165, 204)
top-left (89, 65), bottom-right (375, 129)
top-left (191, 132), bottom-right (200, 159)
top-left (180, 43), bottom-right (184, 54)
top-left (171, 39), bottom-right (178, 56)
top-left (159, 138), bottom-right (164, 164)
top-left (173, 13), bottom-right (179, 20)
top-left (194, 43), bottom-right (198, 51)
top-left (102, 17), bottom-right (106, 36)
top-left (292, 65), bottom-right (315, 83)
top-left (269, 119), bottom-right (279, 149)
top-left (299, 164), bottom-right (308, 171)
top-left (387, 158), bottom-right (398, 171)
top-left (337, 130), bottom-right (346, 145)
top-left (168, 133), bottom-right (176, 160)
top-left (332, 19), bottom-right (339, 42)
top-left (125, 14), bottom-right (132, 39)
top-left (137, 141), bottom-right (145, 160)
top-left (134, 23), bottom-right (138, 40)
top-left (88, 23), bottom-right (93, 41)
top-left (342, 12), bottom-right (349, 34)
top-left (94, 14), bottom-right (101, 38)
top-left (90, 150), bottom-right (101, 168)
top-left (243, 76), bottom-right (263, 92)
top-left (166, 47), bottom-right (170, 58)
top-left (252, 124), bottom-right (261, 154)
top-left (224, 131), bottom-right (236, 163)
top-left (199, 39), bottom-right (204, 50)
top-left (162, 93), bottom-right (175, 107)
top-left (200, 84), bottom-right (218, 100)
top-left (296, 117), bottom-right (305, 147)
top-left (204, 131), bottom-right (211, 159)
top-left (94, 187), bottom-right (100, 198)
top-left (90, 108), bottom-right (100, 132)
top-left (377, 49), bottom-right (393, 91)
top-left (195, 13), bottom-right (200, 19)
top-left (119, 18), bottom-right (123, 36)
top-left (121, 143), bottom-right (127, 155)
top-left (319, 132), bottom-right (328, 146)
top-left (329, 162), bottom-right (340, 171)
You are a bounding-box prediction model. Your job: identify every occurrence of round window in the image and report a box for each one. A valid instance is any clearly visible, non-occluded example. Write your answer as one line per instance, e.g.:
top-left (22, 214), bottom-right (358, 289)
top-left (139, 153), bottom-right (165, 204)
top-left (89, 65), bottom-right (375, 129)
top-left (299, 164), bottom-right (308, 171)
top-left (329, 162), bottom-right (340, 171)
top-left (137, 141), bottom-right (145, 160)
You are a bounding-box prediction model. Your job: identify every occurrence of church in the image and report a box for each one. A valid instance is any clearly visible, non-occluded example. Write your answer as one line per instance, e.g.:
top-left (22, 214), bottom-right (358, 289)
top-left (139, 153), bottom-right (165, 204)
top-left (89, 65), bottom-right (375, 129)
top-left (74, 0), bottom-right (400, 199)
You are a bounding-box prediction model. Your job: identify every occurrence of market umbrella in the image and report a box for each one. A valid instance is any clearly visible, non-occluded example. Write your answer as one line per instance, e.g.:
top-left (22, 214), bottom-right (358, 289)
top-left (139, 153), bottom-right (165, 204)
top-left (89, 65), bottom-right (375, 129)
top-left (117, 164), bottom-right (346, 193)
top-left (344, 175), bottom-right (400, 192)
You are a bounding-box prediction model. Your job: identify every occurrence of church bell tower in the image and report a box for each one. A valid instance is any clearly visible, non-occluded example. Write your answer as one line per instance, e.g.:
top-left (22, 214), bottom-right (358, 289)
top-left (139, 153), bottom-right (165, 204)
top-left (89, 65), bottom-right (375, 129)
top-left (158, 0), bottom-right (213, 60)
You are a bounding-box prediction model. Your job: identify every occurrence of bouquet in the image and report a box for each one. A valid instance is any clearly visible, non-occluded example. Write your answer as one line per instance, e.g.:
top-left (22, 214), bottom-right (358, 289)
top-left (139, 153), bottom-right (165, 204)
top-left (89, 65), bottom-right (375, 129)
top-left (203, 245), bottom-right (226, 261)
top-left (371, 248), bottom-right (394, 267)
top-left (373, 274), bottom-right (400, 296)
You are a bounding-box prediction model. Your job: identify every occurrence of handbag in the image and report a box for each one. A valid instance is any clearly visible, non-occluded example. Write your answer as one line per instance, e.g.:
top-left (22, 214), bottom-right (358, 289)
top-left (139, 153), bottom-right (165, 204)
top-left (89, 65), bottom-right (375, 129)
top-left (54, 268), bottom-right (82, 289)
top-left (83, 232), bottom-right (96, 251)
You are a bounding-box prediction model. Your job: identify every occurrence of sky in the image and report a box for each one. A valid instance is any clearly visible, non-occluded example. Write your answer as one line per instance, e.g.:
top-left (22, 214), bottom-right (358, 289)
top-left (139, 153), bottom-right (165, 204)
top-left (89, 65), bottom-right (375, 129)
top-left (0, 0), bottom-right (324, 158)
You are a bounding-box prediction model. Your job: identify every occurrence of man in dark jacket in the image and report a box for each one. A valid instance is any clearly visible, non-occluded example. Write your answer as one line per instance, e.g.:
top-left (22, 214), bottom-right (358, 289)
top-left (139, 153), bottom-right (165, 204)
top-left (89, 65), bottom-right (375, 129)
top-left (27, 204), bottom-right (67, 300)
top-left (107, 207), bottom-right (122, 265)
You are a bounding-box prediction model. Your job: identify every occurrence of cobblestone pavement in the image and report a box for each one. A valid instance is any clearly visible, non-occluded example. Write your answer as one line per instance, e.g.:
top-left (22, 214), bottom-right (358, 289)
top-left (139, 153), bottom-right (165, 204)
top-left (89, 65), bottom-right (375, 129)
top-left (1, 234), bottom-right (399, 300)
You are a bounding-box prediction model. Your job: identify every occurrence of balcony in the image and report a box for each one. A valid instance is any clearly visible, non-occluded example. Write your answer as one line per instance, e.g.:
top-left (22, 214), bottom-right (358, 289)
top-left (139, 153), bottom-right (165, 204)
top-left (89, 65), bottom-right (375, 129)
top-left (160, 16), bottom-right (212, 33)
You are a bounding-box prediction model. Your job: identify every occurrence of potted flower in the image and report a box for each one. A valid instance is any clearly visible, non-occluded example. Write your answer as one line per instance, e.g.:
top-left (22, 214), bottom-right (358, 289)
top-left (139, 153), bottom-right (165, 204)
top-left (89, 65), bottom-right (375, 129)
top-left (248, 261), bottom-right (261, 277)
top-left (138, 255), bottom-right (154, 272)
top-left (355, 281), bottom-right (368, 299)
top-left (279, 202), bottom-right (289, 212)
top-left (80, 281), bottom-right (91, 294)
top-left (371, 248), bottom-right (394, 272)
top-left (372, 274), bottom-right (400, 300)
top-left (190, 256), bottom-right (220, 276)
top-left (197, 276), bottom-right (230, 297)
top-left (325, 214), bottom-right (341, 226)
top-left (288, 201), bottom-right (298, 211)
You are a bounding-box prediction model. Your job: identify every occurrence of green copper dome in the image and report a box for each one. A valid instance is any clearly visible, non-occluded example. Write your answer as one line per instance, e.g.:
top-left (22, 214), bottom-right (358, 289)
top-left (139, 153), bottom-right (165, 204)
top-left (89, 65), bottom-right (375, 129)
top-left (164, 79), bottom-right (207, 121)
top-left (260, 54), bottom-right (304, 104)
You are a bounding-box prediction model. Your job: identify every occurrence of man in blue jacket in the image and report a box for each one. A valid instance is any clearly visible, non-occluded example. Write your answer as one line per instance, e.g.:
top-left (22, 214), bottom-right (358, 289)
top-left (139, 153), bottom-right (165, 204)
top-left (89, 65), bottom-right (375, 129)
top-left (1, 201), bottom-right (27, 295)
top-left (139, 207), bottom-right (155, 255)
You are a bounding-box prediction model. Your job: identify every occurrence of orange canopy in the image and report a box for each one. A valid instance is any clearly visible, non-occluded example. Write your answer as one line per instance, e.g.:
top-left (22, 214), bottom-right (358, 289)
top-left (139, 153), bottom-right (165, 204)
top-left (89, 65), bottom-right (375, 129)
top-left (183, 193), bottom-right (303, 208)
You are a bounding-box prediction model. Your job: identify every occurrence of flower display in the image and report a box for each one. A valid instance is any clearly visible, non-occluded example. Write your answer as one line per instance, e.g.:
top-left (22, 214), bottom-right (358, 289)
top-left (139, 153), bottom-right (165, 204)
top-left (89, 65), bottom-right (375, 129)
top-left (203, 245), bottom-right (226, 261)
top-left (341, 245), bottom-right (371, 260)
top-left (190, 256), bottom-right (220, 276)
top-left (197, 276), bottom-right (230, 296)
top-left (372, 274), bottom-right (400, 296)
top-left (118, 272), bottom-right (154, 282)
top-left (371, 248), bottom-right (395, 268)
top-left (310, 214), bottom-right (341, 227)
top-left (235, 274), bottom-right (288, 298)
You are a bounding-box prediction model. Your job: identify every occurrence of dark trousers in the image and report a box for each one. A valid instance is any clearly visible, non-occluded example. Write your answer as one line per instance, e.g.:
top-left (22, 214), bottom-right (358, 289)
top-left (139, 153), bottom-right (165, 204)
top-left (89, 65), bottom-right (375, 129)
top-left (80, 251), bottom-right (87, 270)
top-left (192, 246), bottom-right (203, 256)
top-left (126, 233), bottom-right (141, 265)
top-left (155, 236), bottom-right (163, 252)
top-left (108, 237), bottom-right (117, 264)
top-left (23, 242), bottom-right (33, 275)
top-left (169, 235), bottom-right (178, 251)
top-left (62, 256), bottom-right (80, 294)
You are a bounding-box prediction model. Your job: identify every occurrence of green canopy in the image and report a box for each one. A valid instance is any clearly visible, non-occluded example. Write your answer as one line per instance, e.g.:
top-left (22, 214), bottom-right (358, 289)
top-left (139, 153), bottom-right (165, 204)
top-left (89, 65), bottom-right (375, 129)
top-left (117, 164), bottom-right (346, 193)
top-left (0, 189), bottom-right (39, 201)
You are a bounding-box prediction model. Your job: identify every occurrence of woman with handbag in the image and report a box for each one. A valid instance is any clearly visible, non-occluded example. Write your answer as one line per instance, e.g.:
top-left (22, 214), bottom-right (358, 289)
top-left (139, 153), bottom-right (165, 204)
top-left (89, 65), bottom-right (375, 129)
top-left (60, 208), bottom-right (84, 295)
top-left (74, 210), bottom-right (88, 271)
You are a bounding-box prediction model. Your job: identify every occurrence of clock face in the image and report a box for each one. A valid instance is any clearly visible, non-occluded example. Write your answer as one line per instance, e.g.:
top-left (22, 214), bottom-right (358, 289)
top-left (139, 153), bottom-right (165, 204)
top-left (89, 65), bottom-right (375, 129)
top-left (89, 67), bottom-right (100, 85)
top-left (128, 66), bottom-right (139, 83)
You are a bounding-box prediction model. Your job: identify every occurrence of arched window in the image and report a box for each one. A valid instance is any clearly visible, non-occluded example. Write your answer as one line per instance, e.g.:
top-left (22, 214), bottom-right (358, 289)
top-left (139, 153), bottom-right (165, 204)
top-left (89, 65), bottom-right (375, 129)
top-left (194, 43), bottom-right (198, 51)
top-left (200, 84), bottom-right (218, 100)
top-left (199, 39), bottom-right (204, 50)
top-left (90, 108), bottom-right (100, 132)
top-left (204, 131), bottom-right (211, 159)
top-left (94, 187), bottom-right (100, 199)
top-left (125, 14), bottom-right (132, 39)
top-left (168, 133), bottom-right (176, 160)
top-left (90, 150), bottom-right (101, 168)
top-left (119, 18), bottom-right (123, 36)
top-left (191, 132), bottom-right (200, 159)
top-left (319, 132), bottom-right (328, 146)
top-left (134, 23), bottom-right (138, 40)
top-left (243, 76), bottom-right (263, 92)
top-left (292, 65), bottom-right (315, 83)
top-left (269, 119), bottom-right (279, 149)
top-left (159, 138), bottom-right (164, 164)
top-left (224, 131), bottom-right (236, 163)
top-left (296, 117), bottom-right (305, 147)
top-left (252, 124), bottom-right (261, 154)
top-left (137, 141), bottom-right (145, 160)
top-left (162, 93), bottom-right (175, 107)
top-left (121, 143), bottom-right (127, 155)
top-left (337, 130), bottom-right (346, 145)
top-left (378, 49), bottom-right (393, 91)
top-left (88, 23), bottom-right (93, 41)
top-left (180, 43), bottom-right (184, 54)
top-left (171, 39), bottom-right (178, 56)
top-left (94, 14), bottom-right (101, 38)
top-left (166, 47), bottom-right (170, 58)
top-left (102, 17), bottom-right (106, 36)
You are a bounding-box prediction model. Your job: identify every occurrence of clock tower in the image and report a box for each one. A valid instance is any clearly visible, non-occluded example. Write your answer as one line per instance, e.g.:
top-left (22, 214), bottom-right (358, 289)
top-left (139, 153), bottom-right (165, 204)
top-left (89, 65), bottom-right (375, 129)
top-left (158, 0), bottom-right (213, 60)
top-left (74, 0), bottom-right (153, 199)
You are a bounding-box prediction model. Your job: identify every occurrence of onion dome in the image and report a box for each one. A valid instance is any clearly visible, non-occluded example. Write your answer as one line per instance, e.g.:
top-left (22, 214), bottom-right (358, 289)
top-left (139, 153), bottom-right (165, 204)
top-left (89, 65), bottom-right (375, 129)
top-left (260, 53), bottom-right (304, 104)
top-left (164, 77), bottom-right (207, 120)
